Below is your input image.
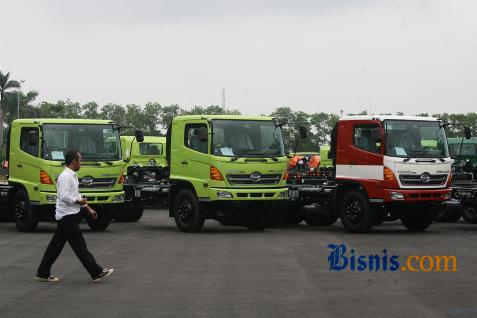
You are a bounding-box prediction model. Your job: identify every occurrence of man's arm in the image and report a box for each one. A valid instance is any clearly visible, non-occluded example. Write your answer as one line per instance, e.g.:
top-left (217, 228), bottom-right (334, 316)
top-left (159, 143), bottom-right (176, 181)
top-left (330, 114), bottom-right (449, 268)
top-left (57, 175), bottom-right (86, 205)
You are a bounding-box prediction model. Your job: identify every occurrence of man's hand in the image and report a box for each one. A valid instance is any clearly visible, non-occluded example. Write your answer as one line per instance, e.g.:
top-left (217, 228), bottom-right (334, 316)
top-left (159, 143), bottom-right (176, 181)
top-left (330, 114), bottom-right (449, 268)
top-left (85, 205), bottom-right (98, 220)
top-left (76, 198), bottom-right (88, 205)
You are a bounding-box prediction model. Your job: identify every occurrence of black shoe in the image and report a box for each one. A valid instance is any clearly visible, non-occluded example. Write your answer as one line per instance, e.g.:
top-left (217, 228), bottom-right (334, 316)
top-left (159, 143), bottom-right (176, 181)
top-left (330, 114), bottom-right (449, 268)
top-left (93, 268), bottom-right (114, 282)
top-left (35, 275), bottom-right (60, 282)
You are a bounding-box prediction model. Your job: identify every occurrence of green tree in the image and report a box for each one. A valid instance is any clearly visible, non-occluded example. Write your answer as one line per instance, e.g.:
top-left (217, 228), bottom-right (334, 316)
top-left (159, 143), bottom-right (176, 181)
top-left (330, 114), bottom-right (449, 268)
top-left (0, 71), bottom-right (21, 152)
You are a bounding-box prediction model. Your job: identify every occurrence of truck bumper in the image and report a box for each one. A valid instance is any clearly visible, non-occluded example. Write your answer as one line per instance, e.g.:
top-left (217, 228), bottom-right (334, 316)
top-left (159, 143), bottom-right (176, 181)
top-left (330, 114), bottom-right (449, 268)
top-left (380, 188), bottom-right (451, 203)
top-left (39, 190), bottom-right (125, 205)
top-left (208, 187), bottom-right (289, 201)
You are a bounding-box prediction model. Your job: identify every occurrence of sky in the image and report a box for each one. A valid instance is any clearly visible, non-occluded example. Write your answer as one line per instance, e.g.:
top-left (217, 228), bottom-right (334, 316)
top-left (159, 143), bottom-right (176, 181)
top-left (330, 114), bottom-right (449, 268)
top-left (1, 0), bottom-right (476, 115)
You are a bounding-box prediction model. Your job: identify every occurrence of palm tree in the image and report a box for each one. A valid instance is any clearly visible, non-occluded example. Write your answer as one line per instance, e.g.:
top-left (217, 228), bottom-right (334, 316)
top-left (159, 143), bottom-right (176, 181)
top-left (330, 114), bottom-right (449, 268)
top-left (0, 71), bottom-right (21, 153)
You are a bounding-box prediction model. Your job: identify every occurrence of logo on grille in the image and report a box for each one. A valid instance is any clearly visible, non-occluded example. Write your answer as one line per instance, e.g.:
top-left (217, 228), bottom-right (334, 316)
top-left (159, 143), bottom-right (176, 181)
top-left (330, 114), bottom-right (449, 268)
top-left (250, 172), bottom-right (262, 183)
top-left (420, 173), bottom-right (431, 183)
top-left (81, 176), bottom-right (94, 186)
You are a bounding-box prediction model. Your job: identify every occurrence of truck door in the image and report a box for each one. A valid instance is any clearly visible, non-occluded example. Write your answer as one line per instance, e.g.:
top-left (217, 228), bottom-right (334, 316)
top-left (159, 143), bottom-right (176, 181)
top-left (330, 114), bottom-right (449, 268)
top-left (180, 122), bottom-right (211, 197)
top-left (9, 125), bottom-right (42, 200)
top-left (337, 121), bottom-right (383, 180)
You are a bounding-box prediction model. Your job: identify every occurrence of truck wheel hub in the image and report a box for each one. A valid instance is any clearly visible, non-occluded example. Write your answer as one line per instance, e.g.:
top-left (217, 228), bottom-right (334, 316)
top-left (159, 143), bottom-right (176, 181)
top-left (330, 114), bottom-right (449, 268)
top-left (15, 201), bottom-right (27, 220)
top-left (178, 201), bottom-right (193, 221)
top-left (344, 201), bottom-right (363, 224)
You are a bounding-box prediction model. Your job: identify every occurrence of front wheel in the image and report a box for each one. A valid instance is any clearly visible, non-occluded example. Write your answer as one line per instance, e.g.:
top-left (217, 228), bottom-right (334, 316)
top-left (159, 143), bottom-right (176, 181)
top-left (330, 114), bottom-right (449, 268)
top-left (173, 189), bottom-right (205, 232)
top-left (13, 189), bottom-right (38, 232)
top-left (86, 208), bottom-right (113, 231)
top-left (339, 190), bottom-right (375, 233)
top-left (462, 207), bottom-right (477, 224)
top-left (116, 201), bottom-right (145, 222)
top-left (401, 206), bottom-right (434, 231)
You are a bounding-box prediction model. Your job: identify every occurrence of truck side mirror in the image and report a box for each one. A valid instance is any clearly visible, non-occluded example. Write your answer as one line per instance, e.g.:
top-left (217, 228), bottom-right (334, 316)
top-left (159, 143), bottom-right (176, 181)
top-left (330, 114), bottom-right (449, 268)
top-left (135, 129), bottom-right (144, 143)
top-left (464, 127), bottom-right (472, 140)
top-left (299, 126), bottom-right (308, 139)
top-left (27, 130), bottom-right (38, 146)
top-left (371, 127), bottom-right (382, 142)
top-left (198, 127), bottom-right (208, 142)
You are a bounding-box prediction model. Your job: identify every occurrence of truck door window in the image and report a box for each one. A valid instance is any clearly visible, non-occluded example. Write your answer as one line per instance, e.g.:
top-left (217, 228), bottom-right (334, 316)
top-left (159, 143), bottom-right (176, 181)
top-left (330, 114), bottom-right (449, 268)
top-left (20, 127), bottom-right (39, 157)
top-left (139, 143), bottom-right (163, 155)
top-left (184, 124), bottom-right (208, 154)
top-left (353, 124), bottom-right (380, 154)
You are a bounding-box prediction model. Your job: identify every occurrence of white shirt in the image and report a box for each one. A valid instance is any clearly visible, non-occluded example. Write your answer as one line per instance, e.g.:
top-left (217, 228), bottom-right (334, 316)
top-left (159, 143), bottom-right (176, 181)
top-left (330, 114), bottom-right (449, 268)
top-left (55, 167), bottom-right (82, 220)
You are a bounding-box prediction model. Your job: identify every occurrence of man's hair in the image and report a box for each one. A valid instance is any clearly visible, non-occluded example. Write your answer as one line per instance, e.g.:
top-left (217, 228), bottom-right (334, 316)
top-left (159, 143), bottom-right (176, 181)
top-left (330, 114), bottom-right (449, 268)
top-left (64, 150), bottom-right (80, 165)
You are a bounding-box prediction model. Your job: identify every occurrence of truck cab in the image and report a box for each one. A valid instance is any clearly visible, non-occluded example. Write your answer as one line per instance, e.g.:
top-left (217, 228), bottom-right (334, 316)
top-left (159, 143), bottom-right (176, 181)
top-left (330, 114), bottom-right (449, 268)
top-left (1, 119), bottom-right (126, 232)
top-left (120, 135), bottom-right (167, 168)
top-left (166, 115), bottom-right (289, 232)
top-left (290, 115), bottom-right (452, 233)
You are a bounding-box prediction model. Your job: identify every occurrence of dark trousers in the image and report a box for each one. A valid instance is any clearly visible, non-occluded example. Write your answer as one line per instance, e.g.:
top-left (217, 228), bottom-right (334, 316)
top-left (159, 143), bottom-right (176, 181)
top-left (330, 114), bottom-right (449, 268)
top-left (37, 213), bottom-right (103, 279)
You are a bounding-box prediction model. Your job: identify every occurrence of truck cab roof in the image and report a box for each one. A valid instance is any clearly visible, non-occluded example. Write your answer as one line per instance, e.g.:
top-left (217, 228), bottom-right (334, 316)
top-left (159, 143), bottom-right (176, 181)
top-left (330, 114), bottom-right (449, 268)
top-left (173, 115), bottom-right (275, 122)
top-left (339, 115), bottom-right (440, 122)
top-left (11, 118), bottom-right (115, 125)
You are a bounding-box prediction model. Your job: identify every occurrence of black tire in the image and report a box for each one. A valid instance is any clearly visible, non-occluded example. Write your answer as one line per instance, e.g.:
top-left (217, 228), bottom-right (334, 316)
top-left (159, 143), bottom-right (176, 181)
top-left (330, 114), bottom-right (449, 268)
top-left (173, 189), bottom-right (205, 232)
top-left (303, 205), bottom-right (338, 226)
top-left (86, 208), bottom-right (113, 231)
top-left (245, 212), bottom-right (268, 231)
top-left (435, 203), bottom-right (462, 223)
top-left (373, 209), bottom-right (386, 226)
top-left (462, 207), bottom-right (477, 224)
top-left (400, 206), bottom-right (434, 231)
top-left (116, 201), bottom-right (145, 222)
top-left (13, 189), bottom-right (38, 232)
top-left (245, 204), bottom-right (269, 231)
top-left (339, 190), bottom-right (375, 233)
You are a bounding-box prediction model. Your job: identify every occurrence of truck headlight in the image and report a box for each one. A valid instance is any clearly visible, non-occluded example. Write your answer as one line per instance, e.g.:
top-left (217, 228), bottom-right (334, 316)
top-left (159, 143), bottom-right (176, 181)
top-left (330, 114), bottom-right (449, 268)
top-left (112, 194), bottom-right (125, 202)
top-left (217, 190), bottom-right (233, 199)
top-left (46, 194), bottom-right (57, 202)
top-left (279, 190), bottom-right (288, 198)
top-left (390, 191), bottom-right (404, 200)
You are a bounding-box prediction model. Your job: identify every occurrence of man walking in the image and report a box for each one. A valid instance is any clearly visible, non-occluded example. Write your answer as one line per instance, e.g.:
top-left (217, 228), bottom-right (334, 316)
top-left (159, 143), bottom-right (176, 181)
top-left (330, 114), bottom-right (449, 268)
top-left (36, 150), bottom-right (114, 282)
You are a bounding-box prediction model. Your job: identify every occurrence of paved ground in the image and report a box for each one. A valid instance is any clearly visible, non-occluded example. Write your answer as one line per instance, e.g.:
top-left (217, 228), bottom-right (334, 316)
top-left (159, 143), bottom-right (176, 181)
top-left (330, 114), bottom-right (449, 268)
top-left (1, 209), bottom-right (477, 318)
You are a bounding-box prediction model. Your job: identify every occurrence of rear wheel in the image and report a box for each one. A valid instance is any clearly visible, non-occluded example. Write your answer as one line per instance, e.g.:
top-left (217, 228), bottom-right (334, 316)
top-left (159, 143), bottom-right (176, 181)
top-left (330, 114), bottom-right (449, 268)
top-left (173, 189), bottom-right (205, 232)
top-left (401, 206), bottom-right (434, 231)
top-left (116, 201), bottom-right (144, 222)
top-left (435, 203), bottom-right (462, 223)
top-left (86, 207), bottom-right (113, 231)
top-left (13, 189), bottom-right (38, 232)
top-left (339, 190), bottom-right (375, 233)
top-left (245, 212), bottom-right (267, 231)
top-left (303, 205), bottom-right (338, 226)
top-left (462, 207), bottom-right (477, 224)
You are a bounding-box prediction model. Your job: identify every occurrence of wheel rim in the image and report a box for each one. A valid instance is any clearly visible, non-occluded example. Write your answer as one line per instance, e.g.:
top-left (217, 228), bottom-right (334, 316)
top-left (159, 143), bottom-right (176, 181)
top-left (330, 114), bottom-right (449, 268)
top-left (344, 199), bottom-right (363, 224)
top-left (466, 207), bottom-right (477, 217)
top-left (15, 200), bottom-right (28, 221)
top-left (177, 199), bottom-right (193, 223)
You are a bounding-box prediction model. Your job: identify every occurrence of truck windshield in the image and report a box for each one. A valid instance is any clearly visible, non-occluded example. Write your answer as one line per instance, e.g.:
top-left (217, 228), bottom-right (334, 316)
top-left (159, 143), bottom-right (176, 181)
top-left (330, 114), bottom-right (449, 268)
top-left (384, 120), bottom-right (449, 158)
top-left (41, 124), bottom-right (121, 161)
top-left (449, 143), bottom-right (476, 157)
top-left (211, 120), bottom-right (285, 157)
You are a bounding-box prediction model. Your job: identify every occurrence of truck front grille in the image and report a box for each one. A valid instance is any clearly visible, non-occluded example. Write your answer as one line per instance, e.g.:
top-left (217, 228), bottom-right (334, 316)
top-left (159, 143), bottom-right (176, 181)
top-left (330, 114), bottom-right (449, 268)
top-left (399, 174), bottom-right (447, 186)
top-left (78, 178), bottom-right (116, 189)
top-left (226, 174), bottom-right (282, 185)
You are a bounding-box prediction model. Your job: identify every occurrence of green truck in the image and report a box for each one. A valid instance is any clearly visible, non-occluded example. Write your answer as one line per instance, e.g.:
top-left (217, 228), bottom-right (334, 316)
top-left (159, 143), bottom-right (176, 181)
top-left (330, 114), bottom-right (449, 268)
top-left (0, 119), bottom-right (127, 232)
top-left (163, 115), bottom-right (290, 232)
top-left (119, 135), bottom-right (169, 221)
top-left (436, 136), bottom-right (477, 223)
top-left (120, 136), bottom-right (167, 168)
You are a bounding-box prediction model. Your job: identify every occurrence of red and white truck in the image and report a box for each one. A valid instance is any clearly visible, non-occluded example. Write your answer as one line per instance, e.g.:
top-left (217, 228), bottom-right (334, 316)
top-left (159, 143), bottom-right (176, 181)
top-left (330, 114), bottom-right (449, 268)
top-left (288, 115), bottom-right (452, 233)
